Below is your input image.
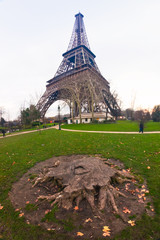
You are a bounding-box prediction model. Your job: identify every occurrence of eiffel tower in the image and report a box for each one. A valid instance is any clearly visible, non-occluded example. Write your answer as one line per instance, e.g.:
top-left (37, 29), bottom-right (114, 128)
top-left (37, 13), bottom-right (120, 120)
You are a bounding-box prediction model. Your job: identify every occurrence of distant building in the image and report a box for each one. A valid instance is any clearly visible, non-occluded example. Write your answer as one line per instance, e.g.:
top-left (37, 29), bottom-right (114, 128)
top-left (67, 112), bottom-right (112, 124)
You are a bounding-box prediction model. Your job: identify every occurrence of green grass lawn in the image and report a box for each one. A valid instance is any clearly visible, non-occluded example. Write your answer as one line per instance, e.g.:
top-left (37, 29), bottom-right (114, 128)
top-left (0, 128), bottom-right (160, 239)
top-left (62, 120), bottom-right (160, 132)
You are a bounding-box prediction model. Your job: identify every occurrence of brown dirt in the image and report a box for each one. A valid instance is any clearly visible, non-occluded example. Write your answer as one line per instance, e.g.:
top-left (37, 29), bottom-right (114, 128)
top-left (9, 155), bottom-right (154, 239)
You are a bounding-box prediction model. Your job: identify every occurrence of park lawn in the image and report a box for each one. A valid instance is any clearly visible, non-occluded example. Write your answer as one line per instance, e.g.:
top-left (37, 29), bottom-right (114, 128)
top-left (62, 120), bottom-right (160, 132)
top-left (0, 128), bottom-right (160, 240)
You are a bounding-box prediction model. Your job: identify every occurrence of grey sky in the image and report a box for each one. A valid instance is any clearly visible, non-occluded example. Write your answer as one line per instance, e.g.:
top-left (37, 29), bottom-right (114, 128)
top-left (0, 0), bottom-right (160, 120)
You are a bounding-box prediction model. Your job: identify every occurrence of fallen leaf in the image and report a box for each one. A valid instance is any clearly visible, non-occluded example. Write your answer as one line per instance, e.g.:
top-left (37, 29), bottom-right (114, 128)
top-left (103, 232), bottom-right (110, 237)
top-left (123, 207), bottom-right (131, 214)
top-left (0, 204), bottom-right (4, 210)
top-left (47, 227), bottom-right (55, 231)
top-left (155, 152), bottom-right (160, 155)
top-left (141, 189), bottom-right (146, 192)
top-left (130, 189), bottom-right (135, 195)
top-left (85, 218), bottom-right (93, 223)
top-left (132, 179), bottom-right (136, 183)
top-left (125, 183), bottom-right (130, 191)
top-left (19, 212), bottom-right (24, 217)
top-left (45, 209), bottom-right (51, 214)
top-left (102, 226), bottom-right (111, 237)
top-left (74, 206), bottom-right (79, 211)
top-left (128, 220), bottom-right (135, 226)
top-left (77, 232), bottom-right (84, 236)
top-left (103, 226), bottom-right (110, 232)
top-left (127, 168), bottom-right (131, 172)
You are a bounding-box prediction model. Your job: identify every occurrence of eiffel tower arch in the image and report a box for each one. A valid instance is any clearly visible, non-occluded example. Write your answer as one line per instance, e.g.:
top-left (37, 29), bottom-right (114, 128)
top-left (37, 13), bottom-right (121, 120)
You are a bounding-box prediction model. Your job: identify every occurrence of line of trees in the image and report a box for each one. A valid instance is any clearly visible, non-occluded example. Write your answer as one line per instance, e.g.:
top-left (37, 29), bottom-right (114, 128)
top-left (0, 104), bottom-right (160, 131)
top-left (0, 105), bottom-right (41, 132)
top-left (20, 104), bottom-right (41, 126)
top-left (122, 105), bottom-right (160, 122)
top-left (152, 105), bottom-right (160, 122)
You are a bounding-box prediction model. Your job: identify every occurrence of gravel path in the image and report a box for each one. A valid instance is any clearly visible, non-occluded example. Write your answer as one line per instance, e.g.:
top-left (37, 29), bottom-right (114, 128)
top-left (61, 128), bottom-right (160, 134)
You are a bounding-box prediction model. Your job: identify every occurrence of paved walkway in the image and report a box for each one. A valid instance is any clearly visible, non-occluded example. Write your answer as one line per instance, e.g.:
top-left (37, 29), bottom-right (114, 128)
top-left (61, 128), bottom-right (160, 134)
top-left (0, 125), bottom-right (160, 139)
top-left (0, 126), bottom-right (56, 139)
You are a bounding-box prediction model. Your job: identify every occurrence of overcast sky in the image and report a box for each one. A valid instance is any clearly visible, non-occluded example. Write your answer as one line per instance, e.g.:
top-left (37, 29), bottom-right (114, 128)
top-left (0, 0), bottom-right (160, 120)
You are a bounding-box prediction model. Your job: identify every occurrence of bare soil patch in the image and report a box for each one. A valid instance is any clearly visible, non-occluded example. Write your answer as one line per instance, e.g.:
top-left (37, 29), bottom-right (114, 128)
top-left (9, 155), bottom-right (154, 239)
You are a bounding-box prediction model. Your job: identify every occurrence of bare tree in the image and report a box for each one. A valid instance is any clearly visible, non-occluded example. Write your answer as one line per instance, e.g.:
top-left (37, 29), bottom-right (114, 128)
top-left (134, 109), bottom-right (151, 122)
top-left (152, 105), bottom-right (160, 122)
top-left (0, 107), bottom-right (5, 119)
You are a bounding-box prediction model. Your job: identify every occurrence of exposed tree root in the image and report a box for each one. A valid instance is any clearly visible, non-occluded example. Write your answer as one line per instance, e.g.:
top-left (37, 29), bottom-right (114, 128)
top-left (33, 157), bottom-right (136, 221)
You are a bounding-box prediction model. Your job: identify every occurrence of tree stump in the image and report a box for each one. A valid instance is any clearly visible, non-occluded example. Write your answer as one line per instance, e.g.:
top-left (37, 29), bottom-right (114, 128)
top-left (33, 157), bottom-right (134, 218)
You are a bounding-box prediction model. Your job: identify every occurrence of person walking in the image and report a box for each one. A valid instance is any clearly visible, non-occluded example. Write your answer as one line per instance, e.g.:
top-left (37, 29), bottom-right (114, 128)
top-left (139, 121), bottom-right (144, 133)
top-left (1, 129), bottom-right (6, 137)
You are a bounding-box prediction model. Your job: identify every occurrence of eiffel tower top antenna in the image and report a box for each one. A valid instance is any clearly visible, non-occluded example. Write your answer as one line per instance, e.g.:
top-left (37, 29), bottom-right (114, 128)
top-left (67, 12), bottom-right (90, 51)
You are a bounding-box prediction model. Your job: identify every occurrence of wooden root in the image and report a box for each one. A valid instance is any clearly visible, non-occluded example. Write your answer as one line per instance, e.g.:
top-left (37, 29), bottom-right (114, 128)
top-left (33, 157), bottom-right (136, 220)
top-left (37, 183), bottom-right (129, 218)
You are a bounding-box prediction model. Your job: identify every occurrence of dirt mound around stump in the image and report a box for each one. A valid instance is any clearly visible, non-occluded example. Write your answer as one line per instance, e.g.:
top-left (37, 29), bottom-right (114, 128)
top-left (9, 155), bottom-right (154, 239)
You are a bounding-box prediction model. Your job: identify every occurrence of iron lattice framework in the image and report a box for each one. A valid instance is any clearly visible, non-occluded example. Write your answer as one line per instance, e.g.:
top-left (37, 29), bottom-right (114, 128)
top-left (37, 13), bottom-right (121, 120)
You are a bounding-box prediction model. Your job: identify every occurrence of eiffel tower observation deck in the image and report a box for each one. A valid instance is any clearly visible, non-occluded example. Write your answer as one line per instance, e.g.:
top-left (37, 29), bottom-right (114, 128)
top-left (37, 13), bottom-right (121, 120)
